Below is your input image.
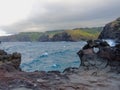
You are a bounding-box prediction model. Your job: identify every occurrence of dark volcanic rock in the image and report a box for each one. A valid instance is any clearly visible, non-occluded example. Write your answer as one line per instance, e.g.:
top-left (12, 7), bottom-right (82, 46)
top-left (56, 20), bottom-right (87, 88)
top-left (77, 39), bottom-right (120, 72)
top-left (0, 50), bottom-right (21, 72)
top-left (51, 32), bottom-right (73, 41)
top-left (98, 17), bottom-right (120, 41)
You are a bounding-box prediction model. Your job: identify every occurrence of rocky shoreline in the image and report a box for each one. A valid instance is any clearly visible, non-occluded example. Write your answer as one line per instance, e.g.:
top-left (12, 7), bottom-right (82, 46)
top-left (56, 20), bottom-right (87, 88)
top-left (0, 39), bottom-right (120, 90)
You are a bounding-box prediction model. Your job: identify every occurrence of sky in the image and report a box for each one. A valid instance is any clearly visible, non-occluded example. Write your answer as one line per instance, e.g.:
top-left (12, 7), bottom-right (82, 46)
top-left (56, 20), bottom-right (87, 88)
top-left (0, 0), bottom-right (120, 36)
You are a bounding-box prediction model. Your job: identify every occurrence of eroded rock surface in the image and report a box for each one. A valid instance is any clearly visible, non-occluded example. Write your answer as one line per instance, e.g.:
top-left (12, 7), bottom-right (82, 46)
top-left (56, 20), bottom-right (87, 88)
top-left (77, 39), bottom-right (120, 72)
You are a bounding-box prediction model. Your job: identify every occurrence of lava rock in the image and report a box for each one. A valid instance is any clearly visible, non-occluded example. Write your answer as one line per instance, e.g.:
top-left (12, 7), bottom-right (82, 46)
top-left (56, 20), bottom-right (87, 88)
top-left (98, 17), bottom-right (120, 41)
top-left (77, 39), bottom-right (120, 72)
top-left (0, 50), bottom-right (21, 72)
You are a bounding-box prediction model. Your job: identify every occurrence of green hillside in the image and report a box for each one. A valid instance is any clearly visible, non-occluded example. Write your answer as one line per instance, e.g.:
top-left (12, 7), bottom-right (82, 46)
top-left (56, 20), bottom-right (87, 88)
top-left (0, 27), bottom-right (102, 42)
top-left (66, 27), bottom-right (102, 41)
top-left (19, 32), bottom-right (43, 41)
top-left (25, 27), bottom-right (102, 41)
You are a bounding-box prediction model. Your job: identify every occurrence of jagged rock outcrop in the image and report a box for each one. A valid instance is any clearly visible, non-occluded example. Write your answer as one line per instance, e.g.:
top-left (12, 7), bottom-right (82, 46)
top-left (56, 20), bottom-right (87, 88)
top-left (0, 50), bottom-right (21, 72)
top-left (98, 17), bottom-right (120, 41)
top-left (77, 39), bottom-right (120, 72)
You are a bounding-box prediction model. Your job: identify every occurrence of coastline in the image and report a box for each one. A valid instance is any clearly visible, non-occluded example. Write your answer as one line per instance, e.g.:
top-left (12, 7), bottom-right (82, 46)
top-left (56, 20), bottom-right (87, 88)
top-left (0, 40), bottom-right (119, 90)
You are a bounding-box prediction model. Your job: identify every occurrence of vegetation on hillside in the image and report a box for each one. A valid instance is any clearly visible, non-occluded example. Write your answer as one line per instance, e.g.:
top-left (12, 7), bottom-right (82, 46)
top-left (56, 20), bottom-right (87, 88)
top-left (0, 27), bottom-right (102, 42)
top-left (66, 29), bottom-right (100, 41)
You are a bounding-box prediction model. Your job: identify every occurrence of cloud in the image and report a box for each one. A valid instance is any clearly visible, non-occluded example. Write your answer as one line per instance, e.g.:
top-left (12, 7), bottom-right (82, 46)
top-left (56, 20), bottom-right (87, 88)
top-left (0, 29), bottom-right (11, 36)
top-left (1, 0), bottom-right (120, 34)
top-left (0, 0), bottom-right (35, 26)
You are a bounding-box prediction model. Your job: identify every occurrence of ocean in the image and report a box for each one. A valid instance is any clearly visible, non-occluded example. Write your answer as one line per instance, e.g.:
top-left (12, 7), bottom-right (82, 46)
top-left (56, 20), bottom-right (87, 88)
top-left (0, 42), bottom-right (86, 72)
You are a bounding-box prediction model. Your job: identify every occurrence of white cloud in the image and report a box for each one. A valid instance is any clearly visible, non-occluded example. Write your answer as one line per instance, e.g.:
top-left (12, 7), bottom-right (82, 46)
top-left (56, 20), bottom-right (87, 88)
top-left (0, 0), bottom-right (35, 26)
top-left (0, 0), bottom-right (120, 33)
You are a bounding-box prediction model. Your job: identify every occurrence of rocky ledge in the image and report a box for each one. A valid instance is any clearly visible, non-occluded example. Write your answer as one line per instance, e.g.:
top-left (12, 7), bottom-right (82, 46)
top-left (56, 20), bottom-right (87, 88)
top-left (0, 40), bottom-right (120, 90)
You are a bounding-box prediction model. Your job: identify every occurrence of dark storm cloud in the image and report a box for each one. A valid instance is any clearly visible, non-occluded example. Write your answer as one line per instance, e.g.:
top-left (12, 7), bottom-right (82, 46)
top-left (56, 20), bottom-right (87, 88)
top-left (2, 0), bottom-right (120, 33)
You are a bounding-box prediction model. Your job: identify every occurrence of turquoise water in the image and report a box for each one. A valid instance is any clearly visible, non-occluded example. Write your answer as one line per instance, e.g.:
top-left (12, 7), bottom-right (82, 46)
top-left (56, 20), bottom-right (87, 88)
top-left (0, 42), bottom-right (86, 72)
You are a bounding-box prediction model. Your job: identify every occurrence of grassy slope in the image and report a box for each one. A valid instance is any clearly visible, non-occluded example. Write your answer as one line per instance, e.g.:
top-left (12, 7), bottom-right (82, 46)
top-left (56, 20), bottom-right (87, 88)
top-left (19, 32), bottom-right (43, 41)
top-left (66, 27), bottom-right (102, 41)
